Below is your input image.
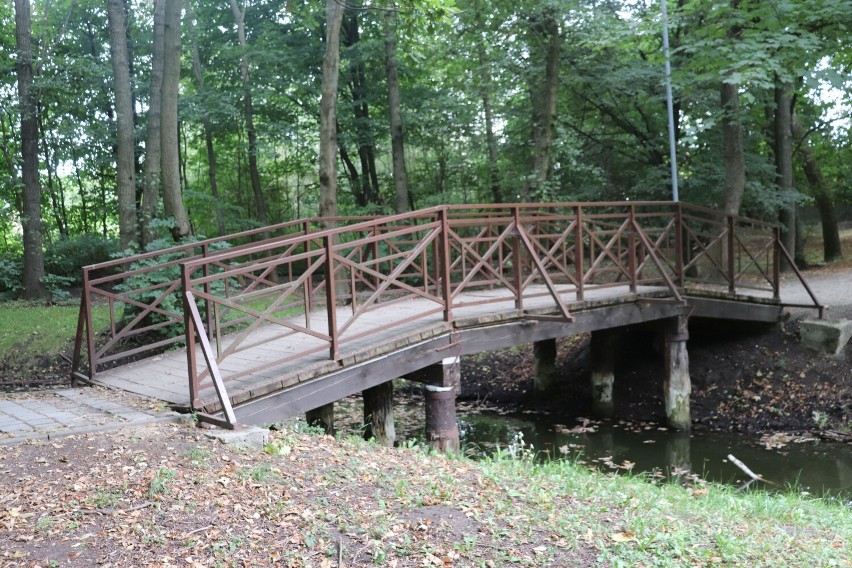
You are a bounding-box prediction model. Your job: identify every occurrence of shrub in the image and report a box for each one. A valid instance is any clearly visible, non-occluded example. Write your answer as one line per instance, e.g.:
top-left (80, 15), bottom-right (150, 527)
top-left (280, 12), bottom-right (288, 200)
top-left (45, 235), bottom-right (120, 283)
top-left (0, 256), bottom-right (23, 300)
top-left (114, 237), bottom-right (232, 338)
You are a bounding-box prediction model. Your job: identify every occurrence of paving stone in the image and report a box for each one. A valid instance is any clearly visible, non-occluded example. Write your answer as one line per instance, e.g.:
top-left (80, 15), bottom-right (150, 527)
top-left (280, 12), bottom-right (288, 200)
top-left (800, 319), bottom-right (852, 356)
top-left (0, 387), bottom-right (183, 444)
top-left (204, 426), bottom-right (269, 450)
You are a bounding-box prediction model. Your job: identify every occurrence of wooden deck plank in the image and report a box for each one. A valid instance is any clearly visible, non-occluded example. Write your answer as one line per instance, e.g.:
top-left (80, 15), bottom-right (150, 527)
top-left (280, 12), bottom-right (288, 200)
top-left (91, 282), bottom-right (779, 415)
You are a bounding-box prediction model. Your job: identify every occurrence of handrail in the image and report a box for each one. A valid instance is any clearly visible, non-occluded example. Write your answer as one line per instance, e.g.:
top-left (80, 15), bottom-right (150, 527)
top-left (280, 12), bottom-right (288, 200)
top-left (73, 201), bottom-right (824, 410)
top-left (70, 215), bottom-right (372, 380)
top-left (775, 236), bottom-right (825, 319)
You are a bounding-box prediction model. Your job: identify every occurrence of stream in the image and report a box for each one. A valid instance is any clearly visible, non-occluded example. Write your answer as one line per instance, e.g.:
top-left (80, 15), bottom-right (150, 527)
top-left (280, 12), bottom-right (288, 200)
top-left (458, 411), bottom-right (851, 502)
top-left (334, 399), bottom-right (852, 504)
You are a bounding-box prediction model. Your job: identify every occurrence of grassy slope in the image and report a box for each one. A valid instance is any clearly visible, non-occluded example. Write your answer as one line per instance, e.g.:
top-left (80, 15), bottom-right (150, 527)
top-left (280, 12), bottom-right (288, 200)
top-left (0, 302), bottom-right (109, 381)
top-left (0, 422), bottom-right (848, 566)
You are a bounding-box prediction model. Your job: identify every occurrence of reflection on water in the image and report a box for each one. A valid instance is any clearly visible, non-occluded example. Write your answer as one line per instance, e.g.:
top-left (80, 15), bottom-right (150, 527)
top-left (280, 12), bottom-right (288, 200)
top-left (333, 397), bottom-right (851, 502)
top-left (458, 412), bottom-right (852, 502)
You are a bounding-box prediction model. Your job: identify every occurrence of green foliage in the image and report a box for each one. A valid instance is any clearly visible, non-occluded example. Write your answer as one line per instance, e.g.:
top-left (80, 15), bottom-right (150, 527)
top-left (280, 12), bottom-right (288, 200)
top-left (1, 0), bottom-right (850, 263)
top-left (45, 235), bottom-right (120, 283)
top-left (40, 274), bottom-right (75, 301)
top-left (0, 257), bottom-right (22, 300)
top-left (113, 236), bottom-right (232, 338)
top-left (147, 467), bottom-right (176, 498)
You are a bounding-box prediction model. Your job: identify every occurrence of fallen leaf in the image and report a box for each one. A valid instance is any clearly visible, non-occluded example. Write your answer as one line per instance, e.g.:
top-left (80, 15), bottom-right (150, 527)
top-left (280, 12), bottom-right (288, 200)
top-left (611, 531), bottom-right (636, 543)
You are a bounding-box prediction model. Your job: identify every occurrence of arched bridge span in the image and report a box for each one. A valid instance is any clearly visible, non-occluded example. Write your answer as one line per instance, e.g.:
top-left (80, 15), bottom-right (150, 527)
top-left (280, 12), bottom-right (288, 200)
top-left (72, 202), bottom-right (821, 441)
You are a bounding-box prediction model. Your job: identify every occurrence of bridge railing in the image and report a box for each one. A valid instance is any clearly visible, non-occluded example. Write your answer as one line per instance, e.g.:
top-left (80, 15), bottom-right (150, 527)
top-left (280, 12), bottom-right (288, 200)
top-left (179, 202), bottom-right (703, 409)
top-left (70, 215), bottom-right (371, 381)
top-left (74, 201), bottom-right (822, 415)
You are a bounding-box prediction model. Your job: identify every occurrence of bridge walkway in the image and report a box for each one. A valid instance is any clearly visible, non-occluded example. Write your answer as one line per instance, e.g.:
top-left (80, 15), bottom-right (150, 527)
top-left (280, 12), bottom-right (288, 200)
top-left (71, 202), bottom-right (820, 434)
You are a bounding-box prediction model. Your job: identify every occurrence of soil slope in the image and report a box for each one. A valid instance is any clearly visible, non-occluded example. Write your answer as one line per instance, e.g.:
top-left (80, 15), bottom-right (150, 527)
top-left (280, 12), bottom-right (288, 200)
top-left (460, 266), bottom-right (852, 436)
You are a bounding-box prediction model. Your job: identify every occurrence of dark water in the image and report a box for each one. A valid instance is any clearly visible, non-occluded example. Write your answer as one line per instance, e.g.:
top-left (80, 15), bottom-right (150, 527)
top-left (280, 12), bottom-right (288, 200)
top-left (335, 398), bottom-right (851, 502)
top-left (457, 411), bottom-right (852, 503)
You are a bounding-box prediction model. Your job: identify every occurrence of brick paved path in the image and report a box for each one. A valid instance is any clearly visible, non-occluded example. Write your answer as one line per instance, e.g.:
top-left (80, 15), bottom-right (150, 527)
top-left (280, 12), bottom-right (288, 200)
top-left (0, 387), bottom-right (179, 445)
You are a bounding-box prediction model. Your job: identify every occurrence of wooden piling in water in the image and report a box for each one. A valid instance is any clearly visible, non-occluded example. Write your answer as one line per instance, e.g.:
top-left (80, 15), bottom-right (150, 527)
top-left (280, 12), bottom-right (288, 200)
top-left (306, 402), bottom-right (334, 434)
top-left (590, 329), bottom-right (617, 418)
top-left (363, 380), bottom-right (396, 447)
top-left (532, 338), bottom-right (558, 396)
top-left (664, 316), bottom-right (691, 430)
top-left (418, 357), bottom-right (460, 452)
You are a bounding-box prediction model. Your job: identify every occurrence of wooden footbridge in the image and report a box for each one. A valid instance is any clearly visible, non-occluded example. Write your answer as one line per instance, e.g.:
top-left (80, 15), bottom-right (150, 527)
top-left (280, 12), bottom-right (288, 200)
top-left (71, 202), bottom-right (821, 447)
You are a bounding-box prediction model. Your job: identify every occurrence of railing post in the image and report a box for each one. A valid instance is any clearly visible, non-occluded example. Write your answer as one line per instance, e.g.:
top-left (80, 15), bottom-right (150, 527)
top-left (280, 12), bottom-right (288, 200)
top-left (304, 221), bottom-right (313, 316)
top-left (324, 235), bottom-right (340, 360)
top-left (202, 243), bottom-right (214, 343)
top-left (372, 224), bottom-right (381, 293)
top-left (628, 205), bottom-right (637, 293)
top-left (438, 208), bottom-right (453, 323)
top-left (772, 227), bottom-right (781, 301)
top-left (71, 277), bottom-right (89, 381)
top-left (674, 203), bottom-right (684, 286)
top-left (727, 215), bottom-right (736, 294)
top-left (181, 264), bottom-right (200, 409)
top-left (574, 205), bottom-right (584, 301)
top-left (512, 206), bottom-right (524, 313)
top-left (82, 267), bottom-right (97, 379)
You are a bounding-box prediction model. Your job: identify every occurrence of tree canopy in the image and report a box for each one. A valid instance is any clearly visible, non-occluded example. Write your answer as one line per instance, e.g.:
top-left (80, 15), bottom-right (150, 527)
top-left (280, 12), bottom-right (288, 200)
top-left (1, 0), bottom-right (850, 295)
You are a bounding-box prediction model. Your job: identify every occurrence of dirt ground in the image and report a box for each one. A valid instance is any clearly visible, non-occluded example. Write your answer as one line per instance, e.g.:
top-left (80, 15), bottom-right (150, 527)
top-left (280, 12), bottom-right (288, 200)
top-left (458, 260), bottom-right (852, 438)
top-left (0, 423), bottom-right (602, 567)
top-left (459, 311), bottom-right (851, 437)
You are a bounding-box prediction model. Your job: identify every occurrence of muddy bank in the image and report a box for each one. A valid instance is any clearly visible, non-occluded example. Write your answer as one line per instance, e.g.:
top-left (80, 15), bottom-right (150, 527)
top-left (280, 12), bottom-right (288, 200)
top-left (458, 310), bottom-right (852, 436)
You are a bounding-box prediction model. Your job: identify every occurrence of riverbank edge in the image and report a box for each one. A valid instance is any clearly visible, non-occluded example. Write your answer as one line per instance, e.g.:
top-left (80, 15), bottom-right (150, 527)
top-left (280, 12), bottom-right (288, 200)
top-left (0, 421), bottom-right (848, 565)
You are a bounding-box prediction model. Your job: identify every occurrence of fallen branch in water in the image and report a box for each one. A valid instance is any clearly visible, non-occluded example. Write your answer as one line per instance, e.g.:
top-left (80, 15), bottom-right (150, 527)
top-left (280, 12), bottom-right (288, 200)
top-left (727, 454), bottom-right (760, 480)
top-left (727, 454), bottom-right (779, 486)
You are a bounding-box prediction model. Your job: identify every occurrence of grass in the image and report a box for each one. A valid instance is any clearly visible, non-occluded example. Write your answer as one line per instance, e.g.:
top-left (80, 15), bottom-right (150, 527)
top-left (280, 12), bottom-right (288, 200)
top-left (147, 467), bottom-right (176, 498)
top-left (2, 422), bottom-right (848, 565)
top-left (0, 301), bottom-right (110, 358)
top-left (449, 442), bottom-right (851, 566)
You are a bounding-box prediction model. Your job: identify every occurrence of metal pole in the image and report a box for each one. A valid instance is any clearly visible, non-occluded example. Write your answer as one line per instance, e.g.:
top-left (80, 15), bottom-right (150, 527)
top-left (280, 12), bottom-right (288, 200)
top-left (661, 0), bottom-right (679, 202)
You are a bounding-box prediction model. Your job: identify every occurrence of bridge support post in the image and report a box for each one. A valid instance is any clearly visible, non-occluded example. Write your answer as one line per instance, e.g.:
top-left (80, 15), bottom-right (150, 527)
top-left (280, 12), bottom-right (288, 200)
top-left (306, 403), bottom-right (334, 435)
top-left (664, 316), bottom-right (691, 430)
top-left (532, 339), bottom-right (558, 396)
top-left (363, 380), bottom-right (396, 447)
top-left (590, 330), bottom-right (617, 418)
top-left (421, 357), bottom-right (460, 453)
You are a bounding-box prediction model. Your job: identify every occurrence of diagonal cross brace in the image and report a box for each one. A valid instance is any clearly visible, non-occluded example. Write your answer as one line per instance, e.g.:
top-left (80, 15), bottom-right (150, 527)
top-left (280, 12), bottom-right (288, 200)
top-left (185, 291), bottom-right (238, 428)
top-left (515, 224), bottom-right (574, 322)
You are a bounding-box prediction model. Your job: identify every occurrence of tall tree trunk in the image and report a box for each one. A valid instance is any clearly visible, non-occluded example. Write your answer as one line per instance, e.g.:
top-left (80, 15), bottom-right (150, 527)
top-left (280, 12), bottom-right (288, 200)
top-left (774, 80), bottom-right (795, 269)
top-left (384, 9), bottom-right (409, 214)
top-left (124, 0), bottom-right (142, 204)
top-left (318, 0), bottom-right (345, 226)
top-left (792, 114), bottom-right (842, 262)
top-left (190, 14), bottom-right (225, 237)
top-left (720, 82), bottom-right (745, 215)
top-left (522, 8), bottom-right (561, 202)
top-left (338, 142), bottom-right (362, 202)
top-left (230, 0), bottom-right (268, 227)
top-left (474, 3), bottom-right (501, 204)
top-left (72, 152), bottom-right (89, 233)
top-left (14, 0), bottom-right (46, 299)
top-left (160, 0), bottom-right (191, 239)
top-left (38, 108), bottom-right (68, 239)
top-left (99, 166), bottom-right (109, 237)
top-left (109, 0), bottom-right (139, 249)
top-left (343, 11), bottom-right (381, 208)
top-left (720, 0), bottom-right (745, 215)
top-left (141, 0), bottom-right (165, 245)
